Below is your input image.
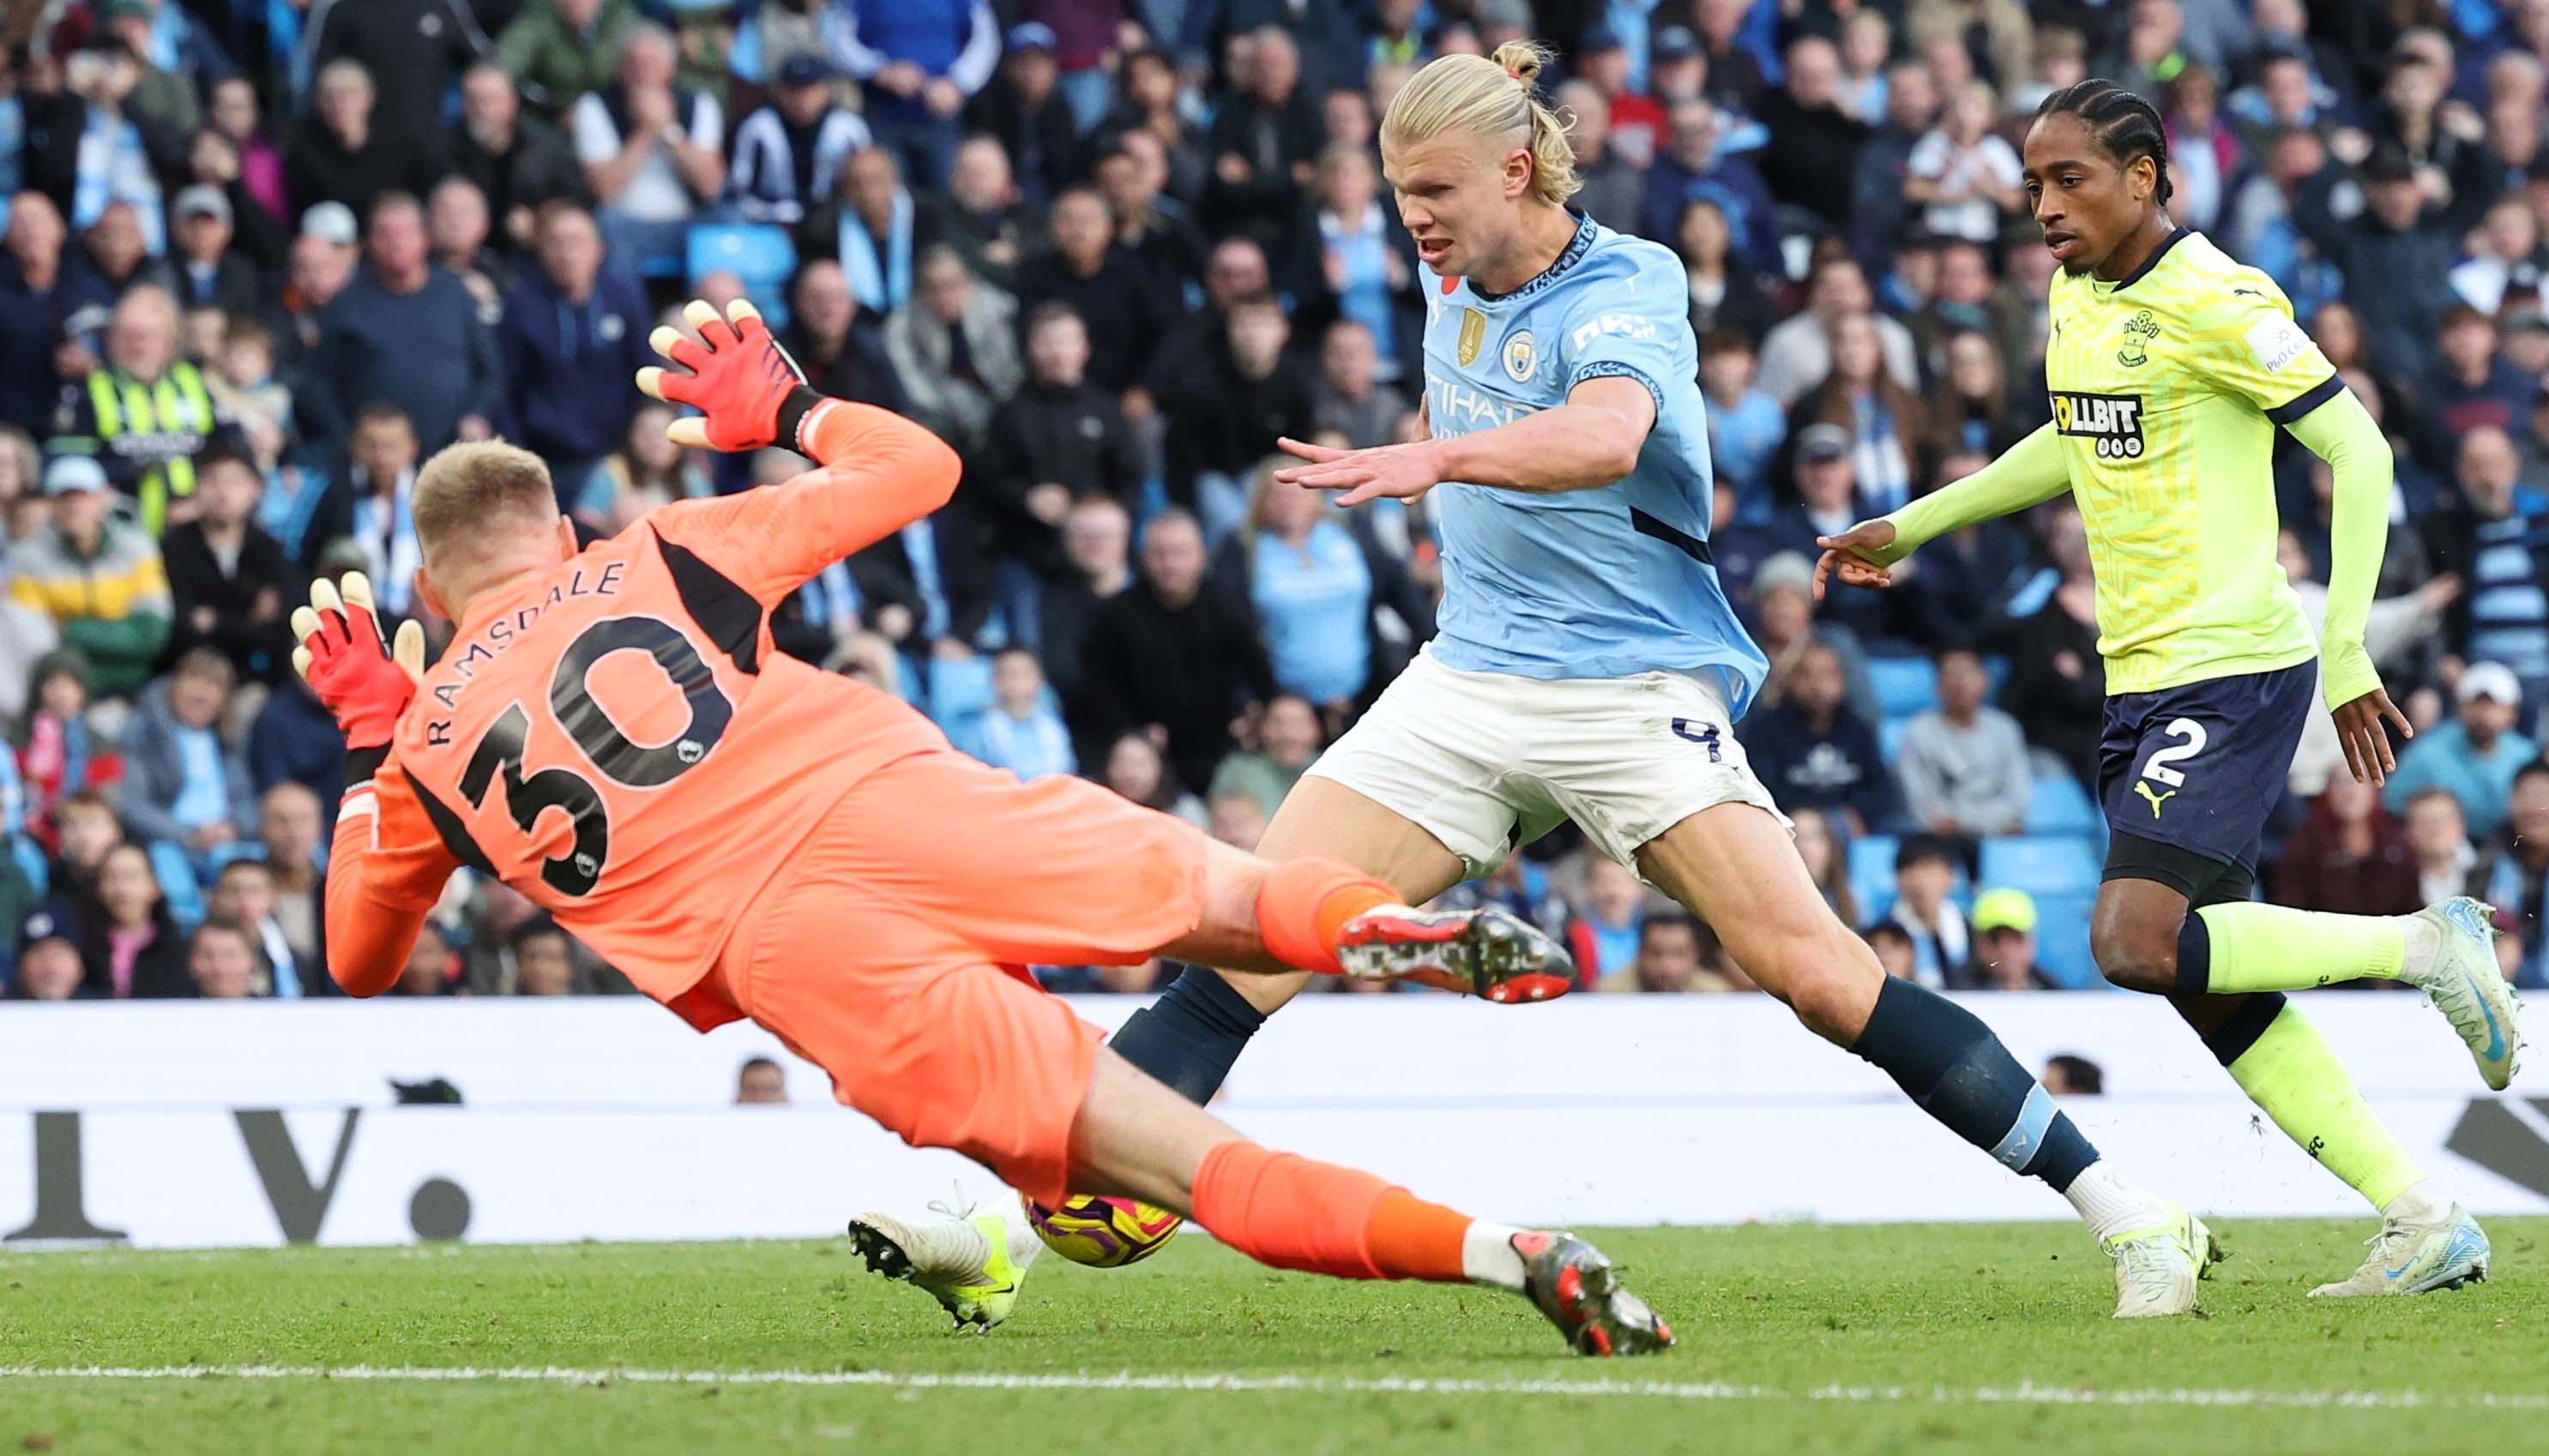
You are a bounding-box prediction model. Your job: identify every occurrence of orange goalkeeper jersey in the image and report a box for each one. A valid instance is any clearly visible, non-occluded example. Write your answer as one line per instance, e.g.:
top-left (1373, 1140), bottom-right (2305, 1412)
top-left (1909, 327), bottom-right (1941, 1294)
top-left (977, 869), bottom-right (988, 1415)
top-left (327, 401), bottom-right (960, 1015)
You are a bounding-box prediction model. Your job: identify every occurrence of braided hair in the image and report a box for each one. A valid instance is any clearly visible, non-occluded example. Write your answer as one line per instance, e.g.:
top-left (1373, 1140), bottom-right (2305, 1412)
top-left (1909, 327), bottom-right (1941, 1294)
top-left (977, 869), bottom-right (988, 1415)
top-left (2033, 80), bottom-right (2173, 208)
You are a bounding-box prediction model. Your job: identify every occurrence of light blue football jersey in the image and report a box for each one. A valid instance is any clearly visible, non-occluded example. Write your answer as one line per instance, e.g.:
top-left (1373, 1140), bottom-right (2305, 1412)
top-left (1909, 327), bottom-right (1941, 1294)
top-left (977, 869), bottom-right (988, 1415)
top-left (1419, 212), bottom-right (1769, 717)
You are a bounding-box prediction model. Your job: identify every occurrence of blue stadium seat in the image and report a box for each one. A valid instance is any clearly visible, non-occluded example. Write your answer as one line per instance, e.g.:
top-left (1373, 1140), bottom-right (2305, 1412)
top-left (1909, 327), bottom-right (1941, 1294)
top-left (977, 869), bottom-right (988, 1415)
top-left (1868, 656), bottom-right (1939, 719)
top-left (2030, 892), bottom-right (2103, 989)
top-left (2022, 768), bottom-right (2100, 835)
top-left (1978, 834), bottom-right (2104, 899)
top-left (1847, 833), bottom-right (1898, 918)
top-left (926, 653), bottom-right (995, 734)
top-left (146, 840), bottom-right (206, 930)
top-left (686, 224), bottom-right (800, 328)
top-left (9, 834), bottom-right (47, 897)
top-left (1982, 654), bottom-right (2011, 702)
top-left (1877, 715), bottom-right (1909, 765)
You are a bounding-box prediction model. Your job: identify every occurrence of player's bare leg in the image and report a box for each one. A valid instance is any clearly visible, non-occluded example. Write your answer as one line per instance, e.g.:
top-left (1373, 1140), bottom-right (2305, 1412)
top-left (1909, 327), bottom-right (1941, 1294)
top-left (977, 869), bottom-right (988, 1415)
top-left (1636, 803), bottom-right (2217, 1317)
top-left (1063, 1048), bottom-right (1670, 1356)
top-left (1183, 778), bottom-right (1475, 1009)
top-left (1102, 777), bottom-right (1474, 1104)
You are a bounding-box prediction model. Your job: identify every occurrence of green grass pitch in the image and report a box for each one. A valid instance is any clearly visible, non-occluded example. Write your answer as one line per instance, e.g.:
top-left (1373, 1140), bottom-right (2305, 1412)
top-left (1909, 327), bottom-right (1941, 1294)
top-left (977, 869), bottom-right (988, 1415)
top-left (3, 1218), bottom-right (2541, 1455)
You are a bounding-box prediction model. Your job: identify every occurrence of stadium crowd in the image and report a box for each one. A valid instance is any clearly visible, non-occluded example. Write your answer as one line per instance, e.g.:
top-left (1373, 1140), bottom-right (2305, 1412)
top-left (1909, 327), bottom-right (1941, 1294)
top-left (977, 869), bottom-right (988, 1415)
top-left (1, 0), bottom-right (2546, 1002)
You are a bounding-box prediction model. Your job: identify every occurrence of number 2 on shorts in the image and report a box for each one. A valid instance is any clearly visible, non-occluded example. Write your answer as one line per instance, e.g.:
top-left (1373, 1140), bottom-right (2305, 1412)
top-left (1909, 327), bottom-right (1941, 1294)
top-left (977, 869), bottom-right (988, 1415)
top-left (2141, 717), bottom-right (2208, 787)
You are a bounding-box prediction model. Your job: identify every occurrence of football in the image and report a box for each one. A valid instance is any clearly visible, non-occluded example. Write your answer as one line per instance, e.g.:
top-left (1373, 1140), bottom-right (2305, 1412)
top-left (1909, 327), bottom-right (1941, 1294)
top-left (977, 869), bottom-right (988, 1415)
top-left (1024, 1194), bottom-right (1184, 1267)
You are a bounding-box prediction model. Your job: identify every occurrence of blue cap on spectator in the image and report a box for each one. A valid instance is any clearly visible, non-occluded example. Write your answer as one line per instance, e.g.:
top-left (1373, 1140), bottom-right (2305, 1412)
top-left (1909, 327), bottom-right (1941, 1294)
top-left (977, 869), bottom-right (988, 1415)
top-left (1797, 422), bottom-right (1853, 464)
top-left (1654, 26), bottom-right (1702, 62)
top-left (173, 184), bottom-right (232, 227)
top-left (19, 901), bottom-right (82, 955)
top-left (42, 454), bottom-right (106, 496)
top-left (1005, 21), bottom-right (1058, 53)
top-left (775, 52), bottom-right (833, 88)
top-left (1579, 23), bottom-right (1623, 54)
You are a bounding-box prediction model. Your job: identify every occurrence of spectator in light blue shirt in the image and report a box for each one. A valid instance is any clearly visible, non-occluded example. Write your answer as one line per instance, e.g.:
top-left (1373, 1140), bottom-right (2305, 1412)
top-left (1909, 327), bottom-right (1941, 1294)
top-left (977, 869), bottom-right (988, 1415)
top-left (1230, 466), bottom-right (1373, 709)
top-left (2385, 661), bottom-right (2539, 839)
top-left (970, 647), bottom-right (1076, 781)
top-left (1701, 329), bottom-right (1785, 498)
top-left (1214, 459), bottom-right (1433, 720)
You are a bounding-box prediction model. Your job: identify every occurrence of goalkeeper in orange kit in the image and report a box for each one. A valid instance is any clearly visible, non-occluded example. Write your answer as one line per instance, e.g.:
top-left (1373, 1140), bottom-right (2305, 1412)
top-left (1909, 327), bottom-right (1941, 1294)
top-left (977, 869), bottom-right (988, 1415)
top-left (295, 297), bottom-right (1670, 1356)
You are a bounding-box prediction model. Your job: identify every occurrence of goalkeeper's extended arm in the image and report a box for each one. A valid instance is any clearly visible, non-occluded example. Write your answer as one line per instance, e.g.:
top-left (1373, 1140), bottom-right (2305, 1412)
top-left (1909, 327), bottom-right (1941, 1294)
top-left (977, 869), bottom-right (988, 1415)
top-left (324, 768), bottom-right (433, 998)
top-left (2284, 388), bottom-right (2394, 710)
top-left (1876, 423), bottom-right (2072, 563)
top-left (769, 392), bottom-right (964, 564)
top-left (292, 572), bottom-right (442, 996)
top-left (641, 298), bottom-right (963, 579)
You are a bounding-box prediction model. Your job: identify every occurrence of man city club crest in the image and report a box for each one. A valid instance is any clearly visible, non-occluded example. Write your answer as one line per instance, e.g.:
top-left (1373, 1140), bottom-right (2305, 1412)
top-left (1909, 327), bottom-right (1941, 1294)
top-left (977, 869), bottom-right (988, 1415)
top-left (1457, 308), bottom-right (1486, 366)
top-left (2117, 310), bottom-right (2160, 368)
top-left (1501, 329), bottom-right (1536, 382)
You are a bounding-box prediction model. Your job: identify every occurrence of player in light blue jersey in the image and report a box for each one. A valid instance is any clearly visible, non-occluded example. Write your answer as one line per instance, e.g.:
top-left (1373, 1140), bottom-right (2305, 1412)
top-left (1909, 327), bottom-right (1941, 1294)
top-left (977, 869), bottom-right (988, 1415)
top-left (1398, 202), bottom-right (1763, 689)
top-left (874, 41), bottom-right (2212, 1324)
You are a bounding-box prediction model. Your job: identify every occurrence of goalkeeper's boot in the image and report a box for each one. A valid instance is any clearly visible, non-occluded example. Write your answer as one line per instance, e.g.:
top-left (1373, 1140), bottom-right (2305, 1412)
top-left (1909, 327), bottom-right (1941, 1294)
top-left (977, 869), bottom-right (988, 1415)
top-left (1336, 905), bottom-right (1575, 1003)
top-left (847, 1203), bottom-right (1039, 1333)
top-left (2400, 898), bottom-right (2522, 1091)
top-left (2101, 1202), bottom-right (2220, 1318)
top-left (1513, 1230), bottom-right (1674, 1357)
top-left (2310, 1202), bottom-right (2491, 1297)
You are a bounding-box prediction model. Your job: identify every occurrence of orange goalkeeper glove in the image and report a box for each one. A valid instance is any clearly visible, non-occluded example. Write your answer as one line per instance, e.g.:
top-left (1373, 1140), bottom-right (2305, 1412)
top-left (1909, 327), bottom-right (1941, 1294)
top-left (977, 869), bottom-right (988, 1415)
top-left (290, 572), bottom-right (425, 751)
top-left (636, 298), bottom-right (819, 454)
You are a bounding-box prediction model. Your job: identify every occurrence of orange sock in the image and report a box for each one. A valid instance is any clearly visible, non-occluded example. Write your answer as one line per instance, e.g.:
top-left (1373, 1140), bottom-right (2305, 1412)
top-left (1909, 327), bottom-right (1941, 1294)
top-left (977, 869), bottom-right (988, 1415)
top-left (1191, 1140), bottom-right (1389, 1279)
top-left (1255, 857), bottom-right (1399, 974)
top-left (1364, 1189), bottom-right (1475, 1284)
top-left (1191, 1141), bottom-right (1482, 1285)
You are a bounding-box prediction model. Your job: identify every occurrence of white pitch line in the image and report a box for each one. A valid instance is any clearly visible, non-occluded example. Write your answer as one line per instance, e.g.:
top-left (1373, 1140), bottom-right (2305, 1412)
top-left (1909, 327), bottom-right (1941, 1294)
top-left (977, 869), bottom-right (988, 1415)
top-left (2, 1367), bottom-right (2545, 1411)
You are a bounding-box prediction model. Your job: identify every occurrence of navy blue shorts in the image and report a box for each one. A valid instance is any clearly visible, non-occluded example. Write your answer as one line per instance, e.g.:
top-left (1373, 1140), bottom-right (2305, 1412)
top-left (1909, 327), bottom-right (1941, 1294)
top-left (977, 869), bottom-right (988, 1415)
top-left (2098, 663), bottom-right (2315, 899)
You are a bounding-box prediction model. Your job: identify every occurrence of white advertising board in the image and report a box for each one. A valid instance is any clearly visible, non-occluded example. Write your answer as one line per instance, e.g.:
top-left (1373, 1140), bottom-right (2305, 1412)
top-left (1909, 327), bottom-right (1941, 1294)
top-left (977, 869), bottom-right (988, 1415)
top-left (3, 996), bottom-right (2542, 1247)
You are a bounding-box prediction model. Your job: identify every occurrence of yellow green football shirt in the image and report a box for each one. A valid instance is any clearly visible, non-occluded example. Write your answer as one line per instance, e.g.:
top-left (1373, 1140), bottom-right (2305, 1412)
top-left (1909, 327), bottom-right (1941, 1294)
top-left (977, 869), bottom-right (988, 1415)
top-left (2041, 229), bottom-right (2339, 695)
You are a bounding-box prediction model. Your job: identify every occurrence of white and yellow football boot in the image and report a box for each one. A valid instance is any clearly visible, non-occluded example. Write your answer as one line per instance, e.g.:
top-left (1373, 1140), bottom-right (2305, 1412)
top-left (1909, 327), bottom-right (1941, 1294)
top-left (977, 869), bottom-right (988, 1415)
top-left (847, 1199), bottom-right (1042, 1333)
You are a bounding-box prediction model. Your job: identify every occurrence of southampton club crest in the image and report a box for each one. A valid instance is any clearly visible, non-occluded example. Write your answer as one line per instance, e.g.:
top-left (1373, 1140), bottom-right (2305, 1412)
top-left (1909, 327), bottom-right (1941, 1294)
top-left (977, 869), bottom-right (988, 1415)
top-left (1501, 329), bottom-right (1536, 382)
top-left (2117, 310), bottom-right (2160, 368)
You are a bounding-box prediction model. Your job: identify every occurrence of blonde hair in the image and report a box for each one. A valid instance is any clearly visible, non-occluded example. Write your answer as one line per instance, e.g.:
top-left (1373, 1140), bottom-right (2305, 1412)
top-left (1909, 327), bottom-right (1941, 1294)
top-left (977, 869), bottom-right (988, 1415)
top-left (413, 440), bottom-right (560, 562)
top-left (1380, 40), bottom-right (1581, 207)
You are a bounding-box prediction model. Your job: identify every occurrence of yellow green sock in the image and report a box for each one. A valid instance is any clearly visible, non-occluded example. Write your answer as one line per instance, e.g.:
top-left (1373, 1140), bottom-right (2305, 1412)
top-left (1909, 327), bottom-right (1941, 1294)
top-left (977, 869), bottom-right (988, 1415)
top-left (2187, 901), bottom-right (2407, 996)
top-left (2225, 1003), bottom-right (2425, 1209)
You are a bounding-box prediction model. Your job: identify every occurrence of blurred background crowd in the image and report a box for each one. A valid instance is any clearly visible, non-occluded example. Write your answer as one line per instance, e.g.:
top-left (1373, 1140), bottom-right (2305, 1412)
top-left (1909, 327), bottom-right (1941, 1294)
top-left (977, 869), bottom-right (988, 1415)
top-left (0, 0), bottom-right (2544, 1004)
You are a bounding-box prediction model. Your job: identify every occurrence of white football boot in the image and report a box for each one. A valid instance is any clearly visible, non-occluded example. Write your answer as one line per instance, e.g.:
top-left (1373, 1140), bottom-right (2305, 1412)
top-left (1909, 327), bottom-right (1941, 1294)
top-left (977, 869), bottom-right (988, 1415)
top-left (2100, 1203), bottom-right (2221, 1318)
top-left (2310, 1202), bottom-right (2492, 1297)
top-left (2401, 898), bottom-right (2522, 1092)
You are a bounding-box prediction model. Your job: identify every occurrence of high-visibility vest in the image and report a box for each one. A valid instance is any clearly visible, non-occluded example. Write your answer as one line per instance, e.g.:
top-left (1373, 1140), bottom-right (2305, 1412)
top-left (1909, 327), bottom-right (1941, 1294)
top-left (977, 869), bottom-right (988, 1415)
top-left (87, 362), bottom-right (215, 536)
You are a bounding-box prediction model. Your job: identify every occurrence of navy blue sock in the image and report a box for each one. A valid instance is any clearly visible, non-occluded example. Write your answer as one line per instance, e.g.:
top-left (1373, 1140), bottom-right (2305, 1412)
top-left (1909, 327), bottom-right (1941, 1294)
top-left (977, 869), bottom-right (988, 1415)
top-left (1851, 977), bottom-right (2100, 1193)
top-left (2172, 912), bottom-right (2211, 998)
top-left (2181, 989), bottom-right (2287, 1066)
top-left (1106, 967), bottom-right (1268, 1104)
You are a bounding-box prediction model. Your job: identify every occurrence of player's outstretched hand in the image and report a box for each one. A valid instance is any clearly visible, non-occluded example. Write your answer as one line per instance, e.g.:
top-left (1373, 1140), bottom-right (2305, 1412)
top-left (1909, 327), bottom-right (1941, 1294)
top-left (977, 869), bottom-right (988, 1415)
top-left (290, 571), bottom-right (425, 751)
top-left (1813, 520), bottom-right (1900, 600)
top-left (1272, 436), bottom-right (1444, 507)
top-left (636, 298), bottom-right (807, 454)
top-left (2332, 686), bottom-right (2414, 787)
